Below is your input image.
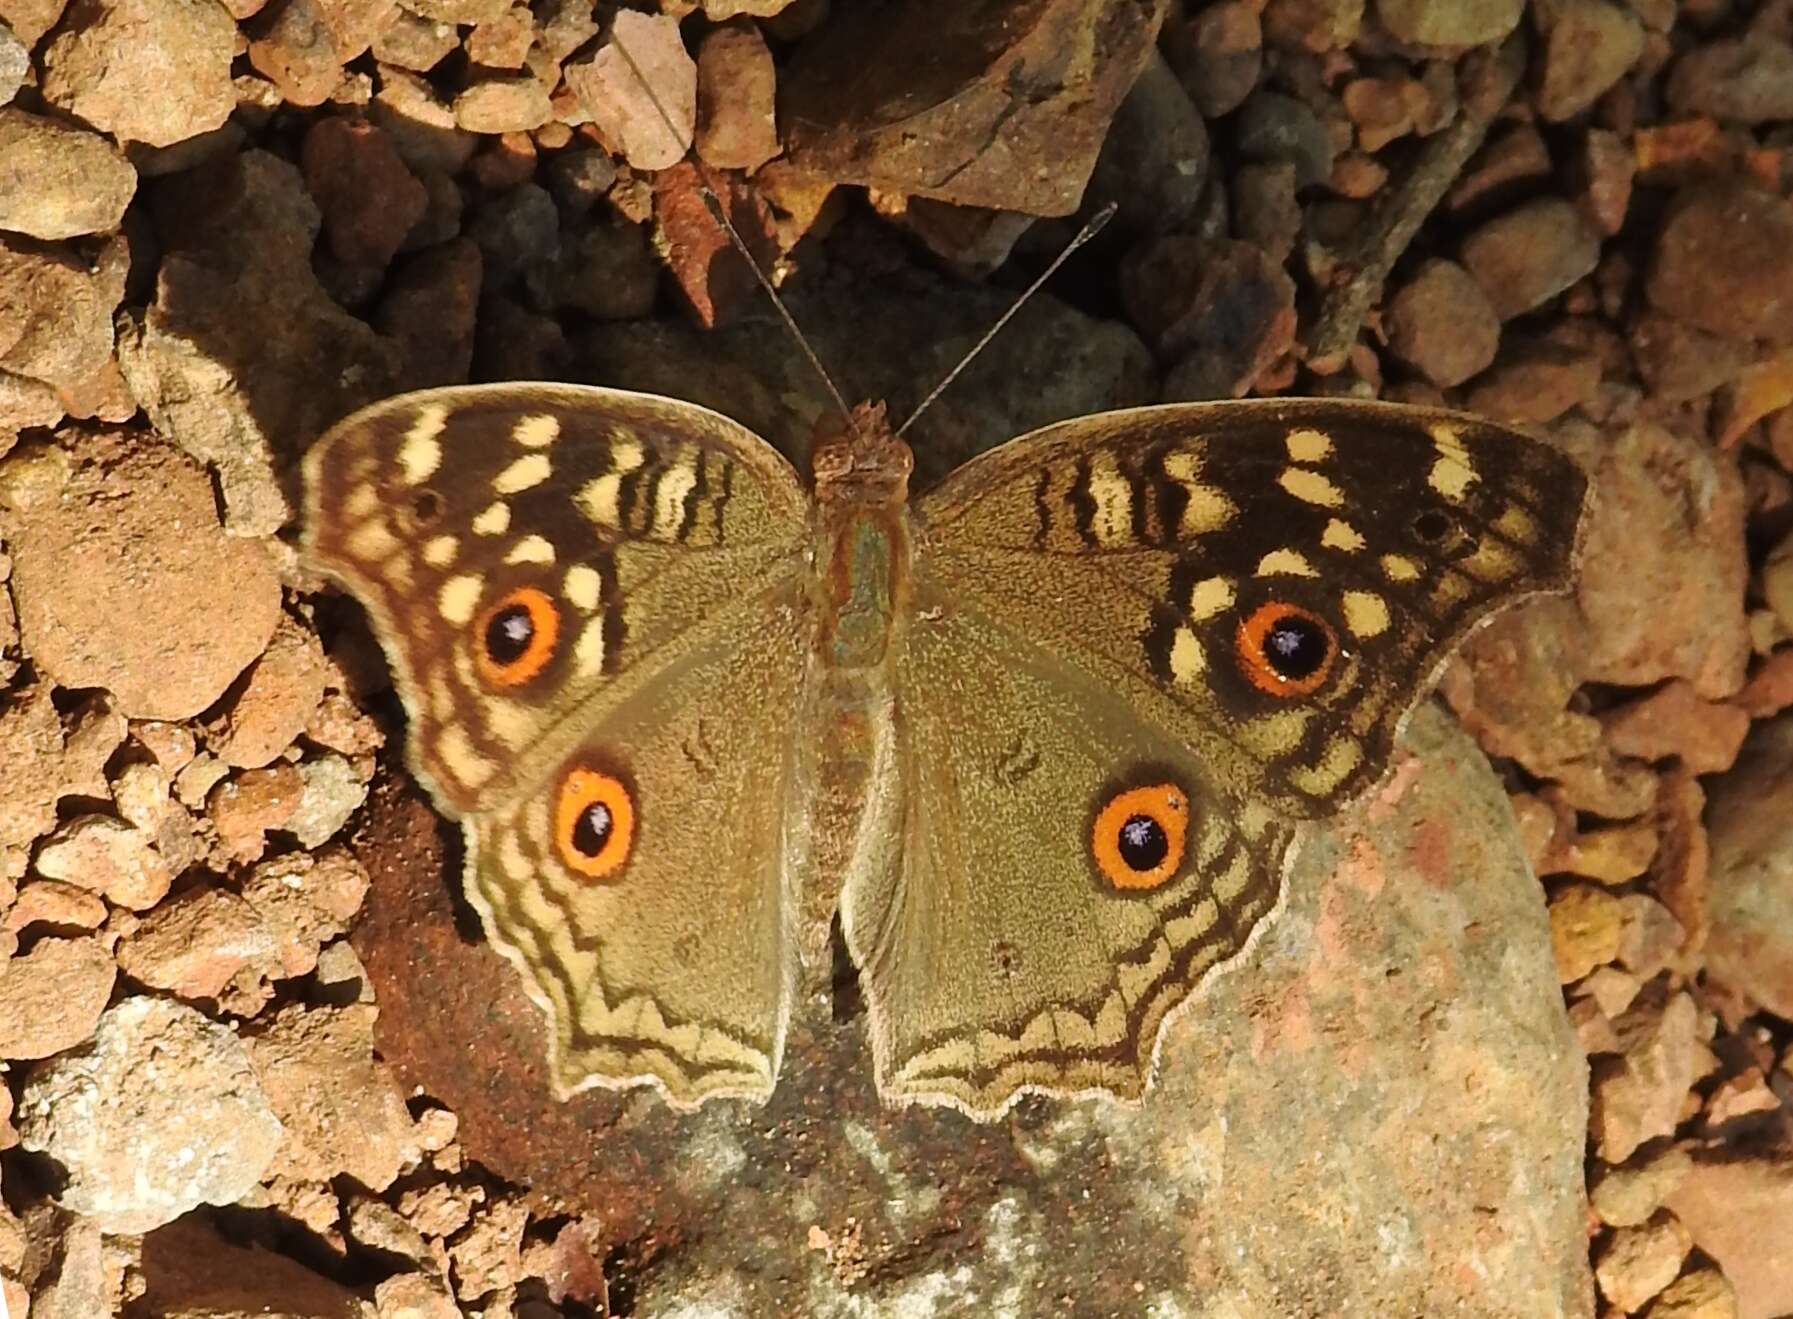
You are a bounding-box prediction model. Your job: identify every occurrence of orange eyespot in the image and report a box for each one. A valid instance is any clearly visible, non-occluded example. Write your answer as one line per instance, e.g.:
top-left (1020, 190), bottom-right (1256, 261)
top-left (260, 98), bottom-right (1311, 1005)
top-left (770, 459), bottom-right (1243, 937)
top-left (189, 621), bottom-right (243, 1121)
top-left (553, 768), bottom-right (635, 880)
top-left (475, 587), bottom-right (560, 688)
top-left (1234, 601), bottom-right (1337, 698)
top-left (1091, 784), bottom-right (1190, 892)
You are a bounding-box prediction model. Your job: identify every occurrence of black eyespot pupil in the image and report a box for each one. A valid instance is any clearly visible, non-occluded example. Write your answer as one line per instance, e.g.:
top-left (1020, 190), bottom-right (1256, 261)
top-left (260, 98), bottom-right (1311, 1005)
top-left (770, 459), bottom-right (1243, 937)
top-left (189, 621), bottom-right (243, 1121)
top-left (572, 801), bottom-right (613, 856)
top-left (1412, 509), bottom-right (1453, 543)
top-left (1117, 814), bottom-right (1168, 872)
top-left (411, 490), bottom-right (442, 523)
top-left (484, 604), bottom-right (534, 665)
top-left (1262, 613), bottom-right (1330, 680)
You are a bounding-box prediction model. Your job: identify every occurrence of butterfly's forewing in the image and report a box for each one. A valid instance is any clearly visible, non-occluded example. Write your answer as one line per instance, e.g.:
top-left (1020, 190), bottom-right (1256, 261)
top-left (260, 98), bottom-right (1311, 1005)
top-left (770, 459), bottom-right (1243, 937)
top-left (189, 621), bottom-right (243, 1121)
top-left (913, 400), bottom-right (1587, 819)
top-left (852, 400), bottom-right (1586, 1115)
top-left (304, 384), bottom-right (810, 1105)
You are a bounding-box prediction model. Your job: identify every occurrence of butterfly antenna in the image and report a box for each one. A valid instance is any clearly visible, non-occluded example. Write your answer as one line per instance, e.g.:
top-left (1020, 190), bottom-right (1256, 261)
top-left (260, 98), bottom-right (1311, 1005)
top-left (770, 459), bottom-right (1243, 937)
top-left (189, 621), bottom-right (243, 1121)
top-left (894, 203), bottom-right (1118, 440)
top-left (609, 31), bottom-right (857, 431)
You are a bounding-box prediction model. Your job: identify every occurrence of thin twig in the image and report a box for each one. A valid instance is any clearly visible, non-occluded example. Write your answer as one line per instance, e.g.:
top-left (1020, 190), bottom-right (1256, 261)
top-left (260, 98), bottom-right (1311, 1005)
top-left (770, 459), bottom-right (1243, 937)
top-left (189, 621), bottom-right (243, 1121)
top-left (1302, 33), bottom-right (1527, 373)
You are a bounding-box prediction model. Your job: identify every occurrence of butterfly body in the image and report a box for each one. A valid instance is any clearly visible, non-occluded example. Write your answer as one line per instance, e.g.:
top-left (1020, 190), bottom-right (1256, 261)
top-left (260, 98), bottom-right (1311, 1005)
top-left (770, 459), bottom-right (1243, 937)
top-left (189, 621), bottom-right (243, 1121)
top-left (304, 384), bottom-right (1586, 1119)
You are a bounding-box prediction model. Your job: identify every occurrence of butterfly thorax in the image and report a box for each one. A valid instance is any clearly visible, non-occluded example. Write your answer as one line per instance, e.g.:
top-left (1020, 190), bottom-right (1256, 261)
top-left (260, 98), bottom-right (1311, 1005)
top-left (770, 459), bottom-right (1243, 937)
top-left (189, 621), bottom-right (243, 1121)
top-left (808, 401), bottom-right (914, 674)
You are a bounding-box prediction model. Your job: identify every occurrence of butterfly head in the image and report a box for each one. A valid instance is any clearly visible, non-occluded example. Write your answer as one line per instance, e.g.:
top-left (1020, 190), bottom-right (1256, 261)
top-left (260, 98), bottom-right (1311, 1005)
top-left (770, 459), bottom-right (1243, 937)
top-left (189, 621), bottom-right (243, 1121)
top-left (811, 401), bottom-right (913, 507)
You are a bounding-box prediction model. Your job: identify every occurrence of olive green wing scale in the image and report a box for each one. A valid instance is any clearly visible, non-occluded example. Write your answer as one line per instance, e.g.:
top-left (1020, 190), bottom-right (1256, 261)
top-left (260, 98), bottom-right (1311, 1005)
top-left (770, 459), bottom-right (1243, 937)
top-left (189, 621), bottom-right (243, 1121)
top-left (848, 399), bottom-right (1587, 1116)
top-left (304, 384), bottom-right (809, 1106)
top-left (844, 603), bottom-right (1296, 1115)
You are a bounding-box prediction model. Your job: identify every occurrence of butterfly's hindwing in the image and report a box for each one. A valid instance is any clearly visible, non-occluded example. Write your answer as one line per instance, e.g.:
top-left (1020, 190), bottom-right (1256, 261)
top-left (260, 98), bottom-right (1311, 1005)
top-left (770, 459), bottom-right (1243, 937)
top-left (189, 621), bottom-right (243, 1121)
top-left (466, 594), bottom-right (806, 1107)
top-left (845, 599), bottom-right (1295, 1115)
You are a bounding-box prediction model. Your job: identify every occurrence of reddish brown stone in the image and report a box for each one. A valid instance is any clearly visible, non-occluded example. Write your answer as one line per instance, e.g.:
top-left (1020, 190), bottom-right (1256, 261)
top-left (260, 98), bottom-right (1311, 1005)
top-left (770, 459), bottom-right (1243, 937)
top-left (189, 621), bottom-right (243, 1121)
top-left (695, 20), bottom-right (779, 172)
top-left (1460, 198), bottom-right (1601, 320)
top-left (301, 117), bottom-right (428, 271)
top-left (1648, 182), bottom-right (1793, 346)
top-left (1598, 679), bottom-right (1752, 775)
top-left (40, 0), bottom-right (236, 146)
top-left (653, 162), bottom-right (780, 329)
top-left (782, 0), bottom-right (1167, 217)
top-left (0, 431), bottom-right (282, 720)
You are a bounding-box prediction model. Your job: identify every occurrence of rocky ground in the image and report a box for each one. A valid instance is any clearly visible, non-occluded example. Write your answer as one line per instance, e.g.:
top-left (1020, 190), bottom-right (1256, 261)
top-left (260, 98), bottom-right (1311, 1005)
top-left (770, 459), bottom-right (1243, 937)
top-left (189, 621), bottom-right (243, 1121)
top-left (0, 0), bottom-right (1791, 1315)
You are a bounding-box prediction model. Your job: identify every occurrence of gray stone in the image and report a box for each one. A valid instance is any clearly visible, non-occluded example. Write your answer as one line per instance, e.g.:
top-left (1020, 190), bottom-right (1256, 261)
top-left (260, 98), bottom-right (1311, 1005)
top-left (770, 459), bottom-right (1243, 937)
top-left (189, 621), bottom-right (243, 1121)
top-left (17, 996), bottom-right (284, 1233)
top-left (0, 109), bottom-right (134, 239)
top-left (1235, 89), bottom-right (1333, 190)
top-left (1705, 713), bottom-right (1793, 1020)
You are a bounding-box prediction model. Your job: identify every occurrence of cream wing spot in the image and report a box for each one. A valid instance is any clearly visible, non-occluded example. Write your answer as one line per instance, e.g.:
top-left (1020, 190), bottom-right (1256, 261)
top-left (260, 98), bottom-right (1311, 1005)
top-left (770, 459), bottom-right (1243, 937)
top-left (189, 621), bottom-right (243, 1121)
top-left (578, 475), bottom-right (626, 530)
top-left (438, 723), bottom-right (497, 789)
top-left (573, 616), bottom-right (607, 675)
top-left (494, 453), bottom-right (552, 495)
top-left (1322, 518), bottom-right (1366, 552)
top-left (1278, 467), bottom-right (1345, 508)
top-left (498, 827), bottom-right (531, 882)
top-left (343, 483), bottom-right (381, 520)
top-left (1287, 737), bottom-right (1365, 798)
top-left (396, 405), bottom-right (448, 485)
top-left (345, 519), bottom-right (399, 564)
top-left (1187, 575), bottom-right (1235, 621)
top-left (1086, 451), bottom-right (1134, 547)
top-left (1160, 450), bottom-right (1235, 535)
top-left (651, 459), bottom-right (699, 539)
top-left (1497, 503), bottom-right (1538, 545)
top-left (1286, 428), bottom-right (1333, 462)
top-left (1255, 548), bottom-right (1318, 578)
top-left (504, 534), bottom-right (556, 566)
top-left (513, 413), bottom-right (561, 448)
top-left (422, 534), bottom-right (459, 568)
top-left (1341, 590), bottom-right (1391, 638)
top-left (379, 552), bottom-right (415, 593)
top-left (563, 564), bottom-right (602, 612)
top-left (1380, 553), bottom-right (1422, 582)
top-left (473, 501), bottom-right (511, 536)
top-left (1427, 422), bottom-right (1480, 501)
top-left (486, 697), bottom-right (536, 751)
top-left (438, 573), bottom-right (483, 625)
top-left (1168, 626), bottom-right (1205, 684)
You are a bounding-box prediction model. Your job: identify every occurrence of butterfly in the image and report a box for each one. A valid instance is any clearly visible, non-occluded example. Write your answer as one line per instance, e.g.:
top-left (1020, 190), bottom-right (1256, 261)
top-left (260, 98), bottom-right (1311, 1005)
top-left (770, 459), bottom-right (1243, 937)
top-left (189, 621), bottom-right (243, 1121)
top-left (302, 384), bottom-right (1586, 1119)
